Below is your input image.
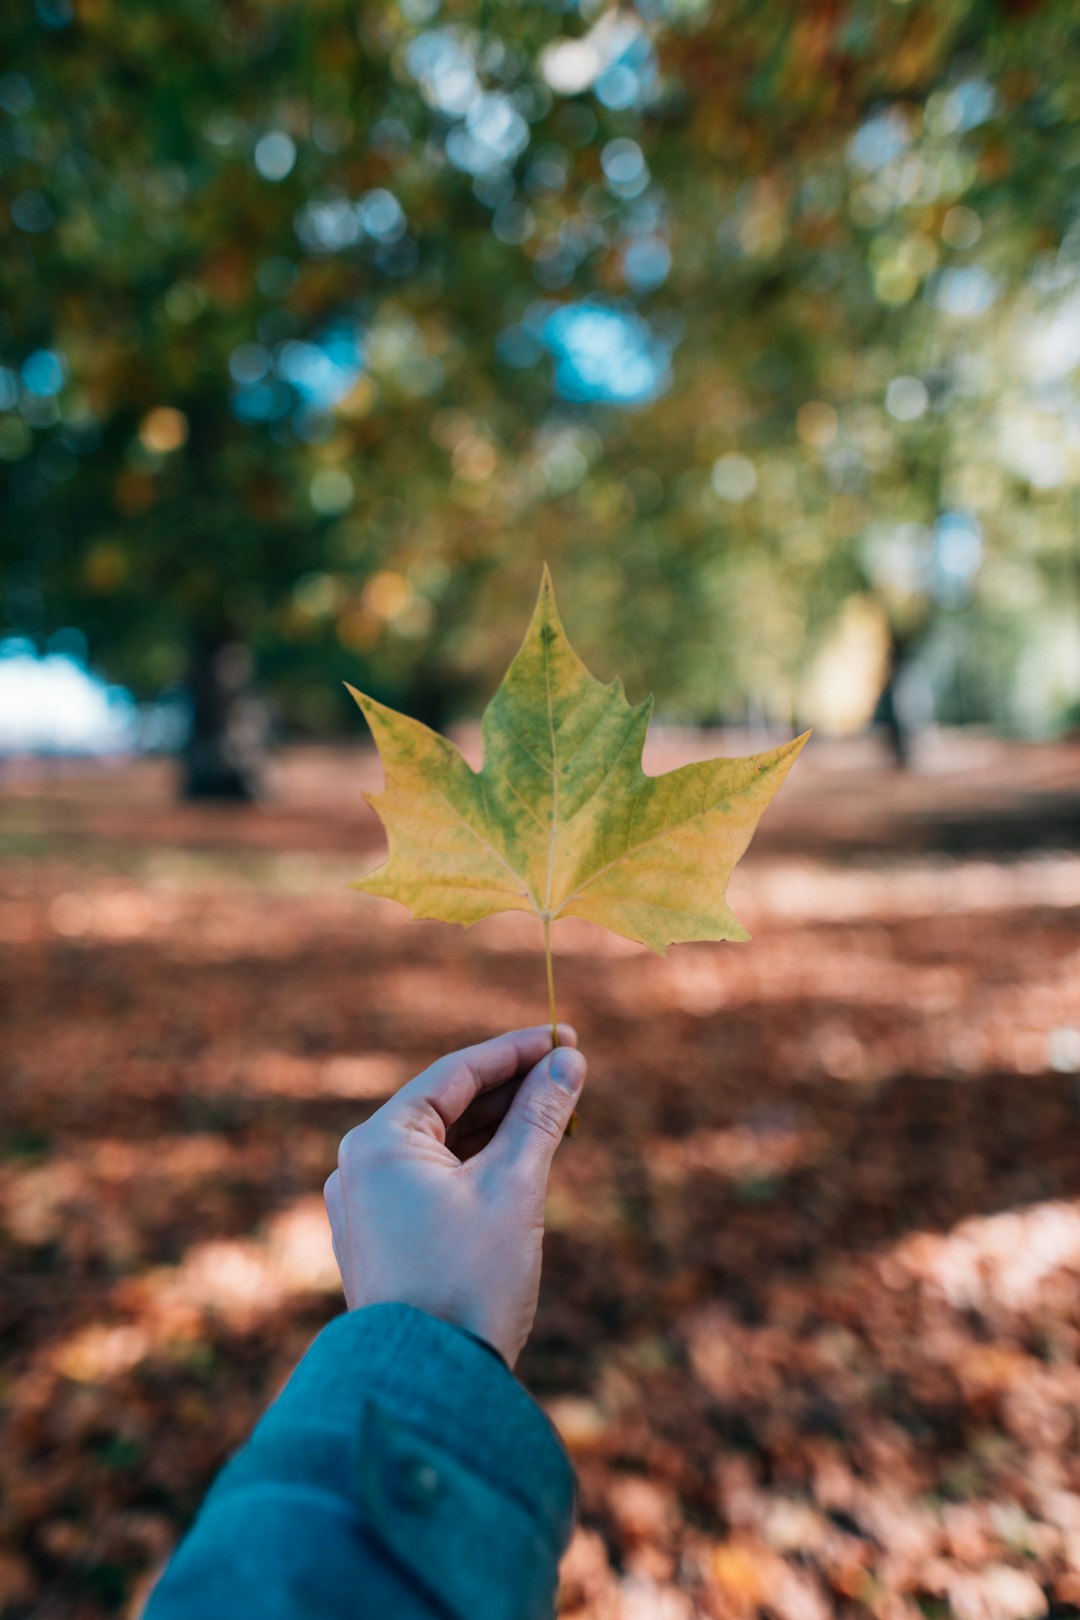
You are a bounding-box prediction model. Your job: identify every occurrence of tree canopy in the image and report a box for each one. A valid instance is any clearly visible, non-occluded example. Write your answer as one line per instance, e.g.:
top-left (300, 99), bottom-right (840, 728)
top-left (3, 0), bottom-right (1079, 740)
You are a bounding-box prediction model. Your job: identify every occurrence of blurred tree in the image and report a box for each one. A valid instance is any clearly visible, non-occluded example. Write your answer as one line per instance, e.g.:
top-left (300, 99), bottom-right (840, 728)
top-left (2, 0), bottom-right (1079, 791)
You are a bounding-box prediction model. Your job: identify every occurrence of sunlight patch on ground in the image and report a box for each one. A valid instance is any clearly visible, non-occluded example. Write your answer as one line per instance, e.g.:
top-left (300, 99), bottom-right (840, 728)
top-left (209, 1048), bottom-right (407, 1101)
top-left (8, 846), bottom-right (1079, 962)
top-left (47, 1196), bottom-right (339, 1384)
top-left (648, 1120), bottom-right (827, 1187)
top-left (736, 854), bottom-right (1080, 924)
top-left (2, 1136), bottom-right (239, 1248)
top-left (886, 1199), bottom-right (1080, 1314)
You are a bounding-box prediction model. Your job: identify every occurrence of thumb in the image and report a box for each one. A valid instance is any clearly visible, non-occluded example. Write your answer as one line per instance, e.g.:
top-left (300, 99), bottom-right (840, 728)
top-left (488, 1046), bottom-right (586, 1176)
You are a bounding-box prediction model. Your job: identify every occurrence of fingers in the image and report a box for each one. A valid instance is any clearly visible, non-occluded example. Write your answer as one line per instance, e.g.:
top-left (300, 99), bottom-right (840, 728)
top-left (446, 1082), bottom-right (526, 1161)
top-left (387, 1024), bottom-right (577, 1138)
top-left (445, 1074), bottom-right (526, 1160)
top-left (484, 1045), bottom-right (587, 1176)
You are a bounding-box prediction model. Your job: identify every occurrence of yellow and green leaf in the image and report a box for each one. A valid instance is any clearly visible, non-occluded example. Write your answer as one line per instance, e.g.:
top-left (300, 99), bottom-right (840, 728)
top-left (348, 567), bottom-right (808, 967)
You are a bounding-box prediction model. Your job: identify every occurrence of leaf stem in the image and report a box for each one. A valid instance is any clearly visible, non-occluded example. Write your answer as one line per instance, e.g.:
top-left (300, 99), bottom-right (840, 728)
top-left (543, 917), bottom-right (579, 1135)
top-left (543, 915), bottom-right (559, 1048)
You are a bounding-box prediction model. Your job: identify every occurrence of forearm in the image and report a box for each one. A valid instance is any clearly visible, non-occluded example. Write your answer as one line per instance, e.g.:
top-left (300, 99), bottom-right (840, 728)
top-left (144, 1304), bottom-right (576, 1620)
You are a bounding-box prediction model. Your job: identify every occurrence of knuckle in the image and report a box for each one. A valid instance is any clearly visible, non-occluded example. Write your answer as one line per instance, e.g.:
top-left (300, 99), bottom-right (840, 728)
top-left (462, 1052), bottom-right (485, 1087)
top-left (337, 1123), bottom-right (372, 1170)
top-left (338, 1120), bottom-right (411, 1179)
top-left (517, 1094), bottom-right (568, 1143)
top-left (400, 1097), bottom-right (441, 1136)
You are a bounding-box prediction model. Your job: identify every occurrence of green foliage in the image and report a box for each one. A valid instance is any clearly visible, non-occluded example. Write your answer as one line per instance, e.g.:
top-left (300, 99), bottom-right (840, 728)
top-left (2, 0), bottom-right (1080, 730)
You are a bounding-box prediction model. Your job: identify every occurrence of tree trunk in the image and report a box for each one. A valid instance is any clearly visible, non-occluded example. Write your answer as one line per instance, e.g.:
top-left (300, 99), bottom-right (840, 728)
top-left (181, 632), bottom-right (264, 801)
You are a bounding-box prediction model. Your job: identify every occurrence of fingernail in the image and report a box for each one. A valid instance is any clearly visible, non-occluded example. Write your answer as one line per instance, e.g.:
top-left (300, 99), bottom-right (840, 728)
top-left (549, 1048), bottom-right (585, 1091)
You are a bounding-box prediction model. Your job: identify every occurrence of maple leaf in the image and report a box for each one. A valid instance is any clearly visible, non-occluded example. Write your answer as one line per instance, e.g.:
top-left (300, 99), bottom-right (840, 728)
top-left (348, 567), bottom-right (808, 1030)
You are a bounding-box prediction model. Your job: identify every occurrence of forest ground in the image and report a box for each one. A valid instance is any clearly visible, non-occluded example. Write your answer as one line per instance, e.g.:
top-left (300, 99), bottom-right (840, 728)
top-left (2, 730), bottom-right (1080, 1620)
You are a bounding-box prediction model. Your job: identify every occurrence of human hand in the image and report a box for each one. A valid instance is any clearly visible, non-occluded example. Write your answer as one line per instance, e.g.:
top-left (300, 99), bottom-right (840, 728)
top-left (323, 1026), bottom-right (587, 1367)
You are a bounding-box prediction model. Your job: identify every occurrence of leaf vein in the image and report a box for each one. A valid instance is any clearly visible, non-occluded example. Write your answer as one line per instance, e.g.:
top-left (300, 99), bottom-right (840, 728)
top-left (433, 781), bottom-right (535, 908)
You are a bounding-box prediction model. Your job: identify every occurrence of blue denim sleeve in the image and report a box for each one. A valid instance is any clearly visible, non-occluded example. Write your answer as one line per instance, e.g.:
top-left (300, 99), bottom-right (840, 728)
top-left (143, 1304), bottom-right (577, 1620)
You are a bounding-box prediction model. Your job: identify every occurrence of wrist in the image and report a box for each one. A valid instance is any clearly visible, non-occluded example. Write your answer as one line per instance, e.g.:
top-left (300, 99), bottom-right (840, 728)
top-left (345, 1291), bottom-right (515, 1368)
top-left (454, 1321), bottom-right (511, 1370)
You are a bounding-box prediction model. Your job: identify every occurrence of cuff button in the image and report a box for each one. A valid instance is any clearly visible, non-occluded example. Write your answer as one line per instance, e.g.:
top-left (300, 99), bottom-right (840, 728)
top-left (396, 1456), bottom-right (441, 1510)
